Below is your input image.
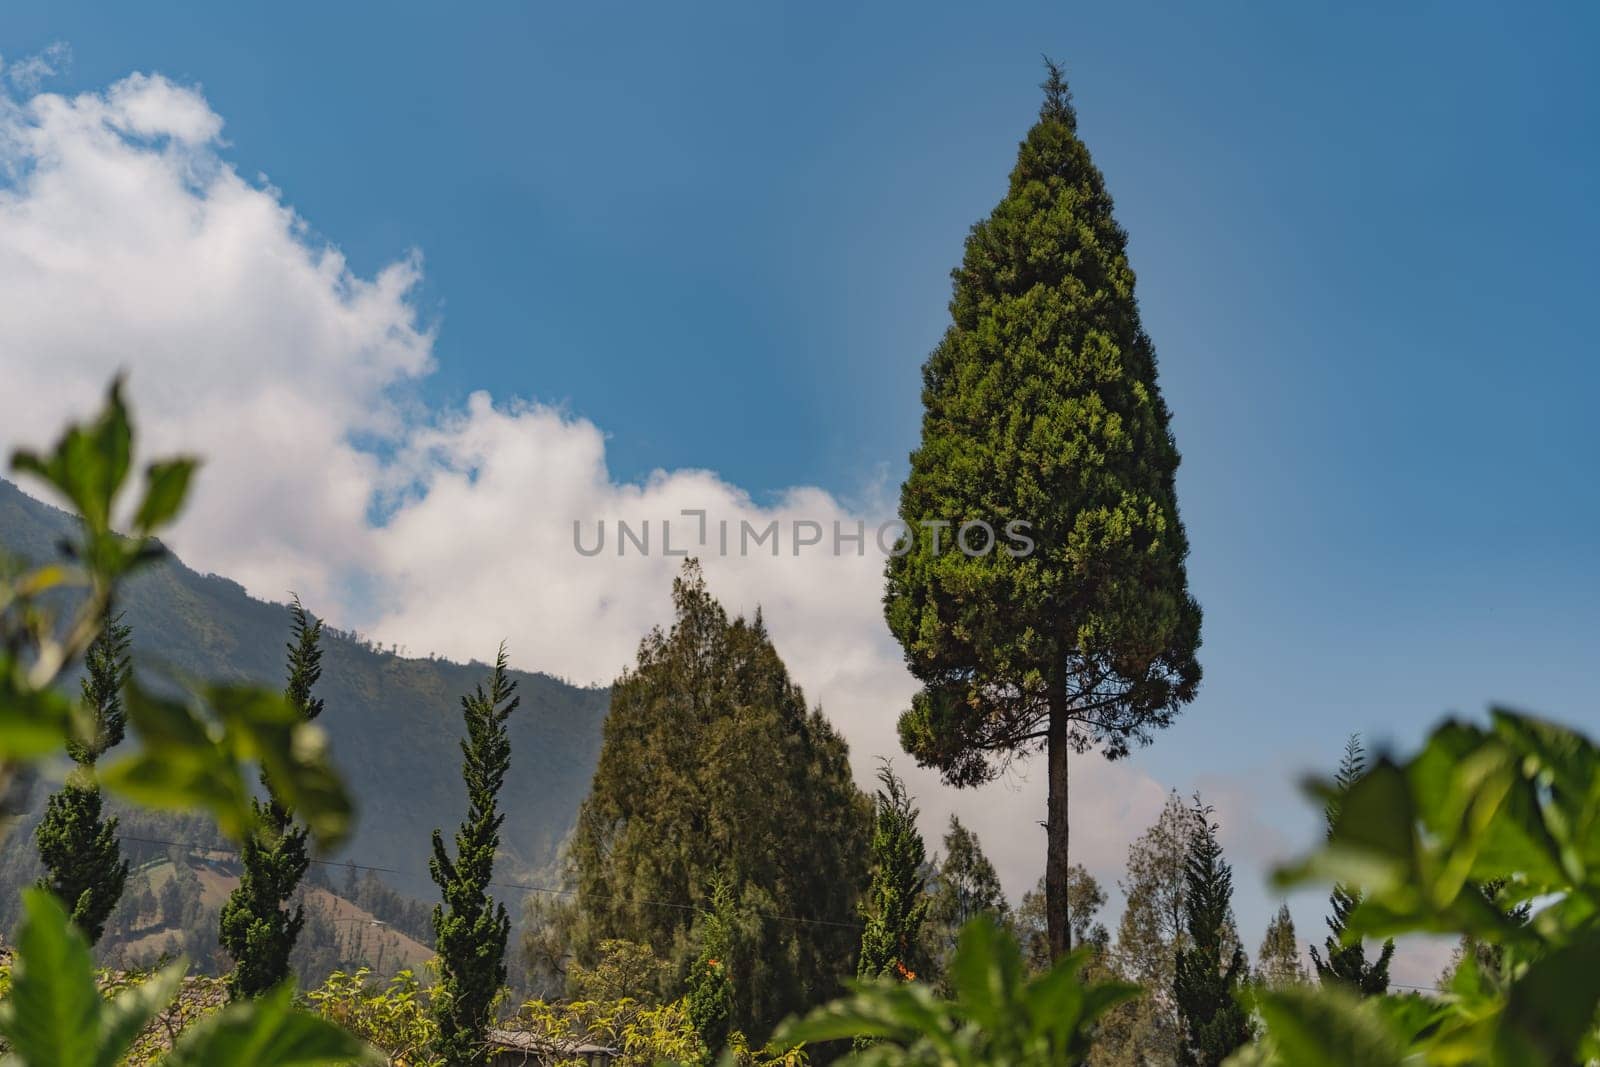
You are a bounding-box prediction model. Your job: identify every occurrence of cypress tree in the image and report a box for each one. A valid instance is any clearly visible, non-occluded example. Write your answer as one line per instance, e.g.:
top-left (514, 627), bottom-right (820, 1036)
top-left (1308, 735), bottom-right (1395, 995)
top-left (34, 610), bottom-right (130, 944)
top-left (220, 596), bottom-right (325, 997)
top-left (885, 59), bottom-right (1201, 961)
top-left (430, 645), bottom-right (517, 1067)
top-left (856, 761), bottom-right (929, 982)
top-left (1172, 801), bottom-right (1251, 1066)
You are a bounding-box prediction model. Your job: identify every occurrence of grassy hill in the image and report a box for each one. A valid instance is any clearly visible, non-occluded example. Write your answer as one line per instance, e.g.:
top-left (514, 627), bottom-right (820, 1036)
top-left (0, 477), bottom-right (610, 901)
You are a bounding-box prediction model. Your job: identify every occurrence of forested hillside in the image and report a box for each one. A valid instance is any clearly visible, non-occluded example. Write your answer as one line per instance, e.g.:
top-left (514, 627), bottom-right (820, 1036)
top-left (0, 476), bottom-right (609, 899)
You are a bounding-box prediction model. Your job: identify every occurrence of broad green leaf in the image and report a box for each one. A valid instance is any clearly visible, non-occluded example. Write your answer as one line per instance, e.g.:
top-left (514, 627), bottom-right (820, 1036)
top-left (164, 984), bottom-right (382, 1067)
top-left (133, 457), bottom-right (198, 534)
top-left (0, 684), bottom-right (76, 759)
top-left (0, 889), bottom-right (103, 1067)
top-left (1249, 985), bottom-right (1407, 1067)
top-left (1494, 931), bottom-right (1600, 1065)
top-left (100, 682), bottom-right (353, 848)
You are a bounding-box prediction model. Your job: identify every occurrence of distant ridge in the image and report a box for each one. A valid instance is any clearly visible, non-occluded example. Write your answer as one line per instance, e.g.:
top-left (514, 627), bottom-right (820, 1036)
top-left (0, 477), bottom-right (609, 898)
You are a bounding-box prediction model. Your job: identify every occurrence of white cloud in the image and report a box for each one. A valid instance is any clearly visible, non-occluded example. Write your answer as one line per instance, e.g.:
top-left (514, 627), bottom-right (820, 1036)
top-left (0, 71), bottom-right (1173, 904)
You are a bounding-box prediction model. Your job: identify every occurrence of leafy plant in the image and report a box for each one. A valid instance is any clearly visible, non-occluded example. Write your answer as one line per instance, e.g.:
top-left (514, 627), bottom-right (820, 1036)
top-left (307, 967), bottom-right (443, 1066)
top-left (1246, 708), bottom-right (1600, 1065)
top-left (778, 916), bottom-right (1138, 1065)
top-left (0, 889), bottom-right (377, 1067)
top-left (0, 380), bottom-right (370, 1065)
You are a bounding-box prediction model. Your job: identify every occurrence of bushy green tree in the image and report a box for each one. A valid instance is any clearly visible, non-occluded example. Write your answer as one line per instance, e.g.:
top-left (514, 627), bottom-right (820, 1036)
top-left (884, 59), bottom-right (1201, 961)
top-left (219, 597), bottom-right (324, 998)
top-left (571, 560), bottom-right (871, 1038)
top-left (1256, 904), bottom-right (1308, 989)
top-left (1172, 802), bottom-right (1251, 1066)
top-left (922, 816), bottom-right (1008, 986)
top-left (1309, 735), bottom-right (1394, 995)
top-left (857, 762), bottom-right (929, 983)
top-left (34, 610), bottom-right (130, 944)
top-left (430, 646), bottom-right (517, 1066)
top-left (1016, 869), bottom-right (1106, 975)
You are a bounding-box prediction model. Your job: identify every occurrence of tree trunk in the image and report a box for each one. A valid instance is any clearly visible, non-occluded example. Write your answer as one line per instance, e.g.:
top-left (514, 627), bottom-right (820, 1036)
top-left (1046, 689), bottom-right (1071, 959)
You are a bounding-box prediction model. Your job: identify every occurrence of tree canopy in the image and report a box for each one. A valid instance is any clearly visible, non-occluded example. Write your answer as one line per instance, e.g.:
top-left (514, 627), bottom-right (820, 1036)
top-left (571, 560), bottom-right (872, 1039)
top-left (885, 59), bottom-right (1200, 960)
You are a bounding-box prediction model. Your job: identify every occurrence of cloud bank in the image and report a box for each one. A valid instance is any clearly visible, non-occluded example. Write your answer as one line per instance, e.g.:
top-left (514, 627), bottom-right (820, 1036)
top-left (0, 69), bottom-right (1182, 905)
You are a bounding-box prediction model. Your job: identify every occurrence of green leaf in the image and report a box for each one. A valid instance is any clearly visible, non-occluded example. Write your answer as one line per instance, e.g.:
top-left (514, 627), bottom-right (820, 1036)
top-left (165, 984), bottom-right (382, 1067)
top-left (9, 378), bottom-right (132, 537)
top-left (1250, 985), bottom-right (1407, 1067)
top-left (0, 684), bottom-right (77, 759)
top-left (1495, 930), bottom-right (1600, 1064)
top-left (99, 681), bottom-right (352, 849)
top-left (132, 458), bottom-right (198, 534)
top-left (0, 889), bottom-right (104, 1067)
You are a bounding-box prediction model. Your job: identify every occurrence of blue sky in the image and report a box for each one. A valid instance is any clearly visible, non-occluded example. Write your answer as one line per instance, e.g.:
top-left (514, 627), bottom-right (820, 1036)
top-left (2, 1), bottom-right (1596, 970)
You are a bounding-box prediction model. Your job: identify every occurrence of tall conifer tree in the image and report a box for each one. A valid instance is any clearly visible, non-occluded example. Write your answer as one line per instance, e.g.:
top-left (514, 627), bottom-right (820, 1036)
top-left (34, 610), bottom-right (130, 945)
top-left (572, 560), bottom-right (870, 1036)
top-left (1308, 734), bottom-right (1395, 994)
top-left (885, 59), bottom-right (1201, 960)
top-left (857, 762), bottom-right (928, 982)
top-left (220, 596), bottom-right (324, 997)
top-left (430, 645), bottom-right (517, 1067)
top-left (1173, 802), bottom-right (1251, 1066)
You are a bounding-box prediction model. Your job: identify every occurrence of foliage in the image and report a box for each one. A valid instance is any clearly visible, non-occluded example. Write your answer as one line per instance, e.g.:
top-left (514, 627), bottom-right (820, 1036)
top-left (520, 995), bottom-right (702, 1067)
top-left (1254, 905), bottom-right (1307, 989)
top-left (571, 560), bottom-right (871, 1038)
top-left (429, 645), bottom-right (517, 1066)
top-left (922, 816), bottom-right (1007, 989)
top-left (883, 59), bottom-right (1201, 961)
top-left (221, 596), bottom-right (326, 997)
top-left (780, 916), bottom-right (1138, 1066)
top-left (0, 889), bottom-right (377, 1067)
top-left (34, 769), bottom-right (127, 946)
top-left (1015, 870), bottom-right (1107, 977)
top-left (568, 939), bottom-right (672, 1005)
top-left (1307, 735), bottom-right (1393, 995)
top-left (1172, 802), bottom-right (1251, 1066)
top-left (306, 967), bottom-right (442, 1067)
top-left (687, 877), bottom-right (737, 1055)
top-left (35, 607), bottom-right (131, 945)
top-left (0, 380), bottom-right (366, 1066)
top-left (1252, 708), bottom-right (1600, 1065)
top-left (857, 762), bottom-right (929, 984)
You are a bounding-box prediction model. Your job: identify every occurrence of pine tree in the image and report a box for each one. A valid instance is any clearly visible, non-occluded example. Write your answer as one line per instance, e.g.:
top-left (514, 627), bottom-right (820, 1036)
top-left (220, 596), bottom-right (325, 997)
top-left (34, 610), bottom-right (130, 944)
top-left (1255, 904), bottom-right (1308, 988)
top-left (857, 761), bottom-right (929, 982)
top-left (430, 645), bottom-right (517, 1067)
top-left (884, 59), bottom-right (1202, 962)
top-left (1173, 801), bottom-right (1252, 1066)
top-left (1308, 734), bottom-right (1395, 995)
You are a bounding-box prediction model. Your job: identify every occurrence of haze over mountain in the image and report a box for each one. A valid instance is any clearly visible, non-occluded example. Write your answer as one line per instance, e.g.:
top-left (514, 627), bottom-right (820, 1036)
top-left (0, 476), bottom-right (609, 898)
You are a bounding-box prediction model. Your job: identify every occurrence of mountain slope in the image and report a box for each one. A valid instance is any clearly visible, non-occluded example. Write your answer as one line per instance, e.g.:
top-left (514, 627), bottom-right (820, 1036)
top-left (0, 477), bottom-right (608, 898)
